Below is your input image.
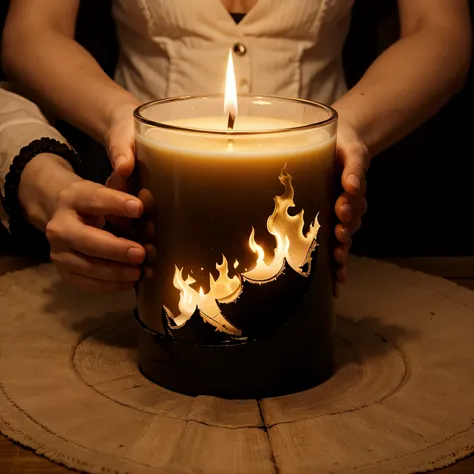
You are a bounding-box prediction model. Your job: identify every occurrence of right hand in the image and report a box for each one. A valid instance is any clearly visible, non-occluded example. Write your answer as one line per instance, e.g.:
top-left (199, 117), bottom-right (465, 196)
top-left (46, 180), bottom-right (146, 293)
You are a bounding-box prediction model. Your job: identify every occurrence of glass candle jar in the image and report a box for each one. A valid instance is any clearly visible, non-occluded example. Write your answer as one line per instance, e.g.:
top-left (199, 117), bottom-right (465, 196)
top-left (133, 95), bottom-right (338, 399)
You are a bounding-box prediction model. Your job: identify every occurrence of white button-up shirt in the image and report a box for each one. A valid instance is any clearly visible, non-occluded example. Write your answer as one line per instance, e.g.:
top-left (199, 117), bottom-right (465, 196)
top-left (113, 0), bottom-right (354, 103)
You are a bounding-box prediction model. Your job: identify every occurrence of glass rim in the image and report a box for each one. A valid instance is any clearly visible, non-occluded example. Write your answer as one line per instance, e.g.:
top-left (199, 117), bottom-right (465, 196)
top-left (134, 94), bottom-right (338, 136)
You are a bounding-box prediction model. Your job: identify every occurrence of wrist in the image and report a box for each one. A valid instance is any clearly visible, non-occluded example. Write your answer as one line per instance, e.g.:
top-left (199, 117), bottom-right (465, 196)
top-left (19, 153), bottom-right (82, 231)
top-left (3, 138), bottom-right (83, 235)
top-left (332, 103), bottom-right (371, 159)
top-left (106, 99), bottom-right (141, 139)
top-left (332, 102), bottom-right (361, 134)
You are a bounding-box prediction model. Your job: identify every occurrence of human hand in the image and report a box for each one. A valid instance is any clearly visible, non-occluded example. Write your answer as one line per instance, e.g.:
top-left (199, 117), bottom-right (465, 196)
top-left (45, 180), bottom-right (146, 293)
top-left (104, 102), bottom-right (140, 229)
top-left (334, 121), bottom-right (369, 293)
top-left (104, 103), bottom-right (138, 186)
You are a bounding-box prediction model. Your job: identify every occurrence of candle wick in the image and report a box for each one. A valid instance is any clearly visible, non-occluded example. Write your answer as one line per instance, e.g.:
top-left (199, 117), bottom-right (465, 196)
top-left (226, 112), bottom-right (235, 150)
top-left (227, 112), bottom-right (235, 130)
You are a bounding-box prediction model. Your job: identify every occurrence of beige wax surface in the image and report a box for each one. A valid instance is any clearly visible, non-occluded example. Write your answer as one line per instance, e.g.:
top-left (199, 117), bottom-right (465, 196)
top-left (163, 116), bottom-right (307, 131)
top-left (138, 116), bottom-right (334, 155)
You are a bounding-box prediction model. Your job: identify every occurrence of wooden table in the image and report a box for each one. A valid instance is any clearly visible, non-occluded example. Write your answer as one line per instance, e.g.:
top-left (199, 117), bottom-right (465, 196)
top-left (1, 254), bottom-right (473, 473)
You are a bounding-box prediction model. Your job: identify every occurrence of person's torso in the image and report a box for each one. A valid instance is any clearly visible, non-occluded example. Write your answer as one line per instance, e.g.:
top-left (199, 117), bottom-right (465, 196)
top-left (112, 0), bottom-right (354, 104)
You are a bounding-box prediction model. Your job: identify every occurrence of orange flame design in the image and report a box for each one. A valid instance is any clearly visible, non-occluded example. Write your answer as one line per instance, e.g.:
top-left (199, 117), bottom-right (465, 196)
top-left (243, 166), bottom-right (319, 282)
top-left (169, 165), bottom-right (320, 334)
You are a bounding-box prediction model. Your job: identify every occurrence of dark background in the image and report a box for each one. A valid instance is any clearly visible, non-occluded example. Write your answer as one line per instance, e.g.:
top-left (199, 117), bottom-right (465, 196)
top-left (0, 0), bottom-right (473, 259)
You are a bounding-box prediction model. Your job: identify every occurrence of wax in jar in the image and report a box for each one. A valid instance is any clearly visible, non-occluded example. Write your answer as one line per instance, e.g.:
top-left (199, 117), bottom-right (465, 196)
top-left (135, 115), bottom-right (335, 336)
top-left (133, 96), bottom-right (338, 398)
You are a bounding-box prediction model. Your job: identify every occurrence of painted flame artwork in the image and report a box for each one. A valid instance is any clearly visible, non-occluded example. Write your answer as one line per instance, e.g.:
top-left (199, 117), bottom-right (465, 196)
top-left (164, 165), bottom-right (320, 336)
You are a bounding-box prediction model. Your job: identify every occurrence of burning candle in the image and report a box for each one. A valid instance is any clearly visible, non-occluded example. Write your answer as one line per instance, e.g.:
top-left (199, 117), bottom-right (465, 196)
top-left (133, 51), bottom-right (338, 398)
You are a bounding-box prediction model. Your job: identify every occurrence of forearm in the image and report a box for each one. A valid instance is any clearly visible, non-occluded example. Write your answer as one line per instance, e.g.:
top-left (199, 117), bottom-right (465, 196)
top-left (333, 24), bottom-right (471, 158)
top-left (0, 85), bottom-right (69, 197)
top-left (0, 86), bottom-right (82, 232)
top-left (2, 28), bottom-right (139, 143)
top-left (19, 153), bottom-right (82, 232)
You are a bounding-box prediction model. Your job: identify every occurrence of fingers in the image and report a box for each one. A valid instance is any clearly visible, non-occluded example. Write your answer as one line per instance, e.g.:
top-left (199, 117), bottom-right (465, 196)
top-left (336, 265), bottom-right (348, 285)
top-left (58, 181), bottom-right (143, 218)
top-left (52, 250), bottom-right (141, 282)
top-left (337, 142), bottom-right (369, 197)
top-left (106, 170), bottom-right (129, 193)
top-left (335, 191), bottom-right (366, 249)
top-left (106, 117), bottom-right (135, 178)
top-left (58, 270), bottom-right (136, 294)
top-left (137, 188), bottom-right (157, 215)
top-left (334, 241), bottom-right (351, 265)
top-left (334, 240), bottom-right (351, 288)
top-left (105, 172), bottom-right (135, 229)
top-left (335, 194), bottom-right (364, 245)
top-left (82, 214), bottom-right (106, 229)
top-left (332, 122), bottom-right (370, 288)
top-left (49, 214), bottom-right (146, 293)
top-left (335, 219), bottom-right (361, 245)
top-left (335, 135), bottom-right (369, 249)
top-left (333, 241), bottom-right (349, 286)
top-left (47, 174), bottom-right (148, 294)
top-left (334, 247), bottom-right (349, 287)
top-left (335, 192), bottom-right (367, 223)
top-left (46, 211), bottom-right (146, 264)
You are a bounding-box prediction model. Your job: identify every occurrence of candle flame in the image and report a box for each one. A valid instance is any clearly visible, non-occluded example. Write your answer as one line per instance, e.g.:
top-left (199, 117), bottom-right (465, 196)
top-left (169, 165), bottom-right (320, 334)
top-left (224, 49), bottom-right (238, 122)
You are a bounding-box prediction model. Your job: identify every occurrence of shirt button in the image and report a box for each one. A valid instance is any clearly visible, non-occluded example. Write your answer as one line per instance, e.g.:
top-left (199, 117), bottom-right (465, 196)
top-left (233, 43), bottom-right (247, 56)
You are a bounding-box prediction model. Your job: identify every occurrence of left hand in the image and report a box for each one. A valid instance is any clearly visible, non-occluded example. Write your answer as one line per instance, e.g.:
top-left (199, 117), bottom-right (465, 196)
top-left (104, 104), bottom-right (138, 229)
top-left (334, 120), bottom-right (369, 293)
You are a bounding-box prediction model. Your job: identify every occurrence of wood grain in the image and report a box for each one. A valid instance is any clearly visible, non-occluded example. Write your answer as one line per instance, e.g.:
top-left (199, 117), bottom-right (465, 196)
top-left (382, 257), bottom-right (474, 279)
top-left (0, 261), bottom-right (473, 473)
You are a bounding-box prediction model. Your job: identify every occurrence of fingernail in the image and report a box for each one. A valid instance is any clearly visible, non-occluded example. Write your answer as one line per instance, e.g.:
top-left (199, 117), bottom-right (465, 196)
top-left (128, 247), bottom-right (144, 263)
top-left (347, 174), bottom-right (361, 190)
top-left (115, 156), bottom-right (127, 171)
top-left (126, 200), bottom-right (141, 217)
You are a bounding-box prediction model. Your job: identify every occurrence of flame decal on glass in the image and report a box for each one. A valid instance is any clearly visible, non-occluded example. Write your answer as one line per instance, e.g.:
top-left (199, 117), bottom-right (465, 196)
top-left (168, 257), bottom-right (242, 335)
top-left (243, 166), bottom-right (319, 282)
top-left (165, 165), bottom-right (320, 335)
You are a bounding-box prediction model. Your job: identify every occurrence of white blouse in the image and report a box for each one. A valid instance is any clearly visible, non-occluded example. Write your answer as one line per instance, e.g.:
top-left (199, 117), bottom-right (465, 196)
top-left (113, 0), bottom-right (354, 104)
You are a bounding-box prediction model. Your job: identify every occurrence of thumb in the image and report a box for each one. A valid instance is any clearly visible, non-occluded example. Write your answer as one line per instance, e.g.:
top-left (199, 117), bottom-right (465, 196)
top-left (106, 120), bottom-right (135, 179)
top-left (106, 170), bottom-right (129, 193)
top-left (339, 142), bottom-right (369, 196)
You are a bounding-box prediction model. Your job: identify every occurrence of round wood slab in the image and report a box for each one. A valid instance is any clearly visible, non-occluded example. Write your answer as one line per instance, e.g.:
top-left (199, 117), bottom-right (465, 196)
top-left (0, 257), bottom-right (473, 473)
